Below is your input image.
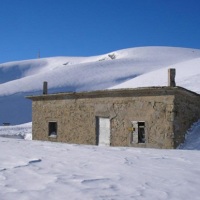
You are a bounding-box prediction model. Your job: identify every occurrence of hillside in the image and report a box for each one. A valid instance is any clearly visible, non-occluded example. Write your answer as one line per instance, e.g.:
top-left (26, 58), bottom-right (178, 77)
top-left (0, 46), bottom-right (200, 124)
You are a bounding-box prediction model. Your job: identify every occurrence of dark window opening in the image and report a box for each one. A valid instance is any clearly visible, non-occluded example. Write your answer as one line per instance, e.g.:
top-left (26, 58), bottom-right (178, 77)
top-left (95, 117), bottom-right (99, 145)
top-left (49, 122), bottom-right (57, 137)
top-left (138, 122), bottom-right (145, 143)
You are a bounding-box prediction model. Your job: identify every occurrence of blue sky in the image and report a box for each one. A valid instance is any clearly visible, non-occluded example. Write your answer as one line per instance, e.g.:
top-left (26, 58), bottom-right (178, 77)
top-left (0, 0), bottom-right (200, 63)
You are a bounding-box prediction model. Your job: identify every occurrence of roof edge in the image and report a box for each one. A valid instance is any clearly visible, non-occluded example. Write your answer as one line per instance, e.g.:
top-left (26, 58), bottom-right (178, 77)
top-left (26, 86), bottom-right (200, 101)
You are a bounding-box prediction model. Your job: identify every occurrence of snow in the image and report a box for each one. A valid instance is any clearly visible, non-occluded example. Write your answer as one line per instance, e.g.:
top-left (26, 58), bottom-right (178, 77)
top-left (1, 46), bottom-right (200, 96)
top-left (0, 46), bottom-right (200, 199)
top-left (0, 46), bottom-right (200, 124)
top-left (1, 128), bottom-right (199, 200)
top-left (178, 120), bottom-right (200, 150)
top-left (0, 133), bottom-right (200, 200)
top-left (111, 57), bottom-right (200, 94)
top-left (0, 123), bottom-right (32, 140)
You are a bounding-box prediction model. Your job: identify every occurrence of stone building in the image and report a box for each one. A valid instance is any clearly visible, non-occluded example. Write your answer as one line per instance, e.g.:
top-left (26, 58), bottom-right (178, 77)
top-left (27, 86), bottom-right (200, 149)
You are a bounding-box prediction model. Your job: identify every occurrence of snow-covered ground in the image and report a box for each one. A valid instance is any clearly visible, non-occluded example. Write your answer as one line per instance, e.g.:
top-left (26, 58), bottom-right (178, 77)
top-left (0, 134), bottom-right (200, 200)
top-left (0, 46), bottom-right (200, 124)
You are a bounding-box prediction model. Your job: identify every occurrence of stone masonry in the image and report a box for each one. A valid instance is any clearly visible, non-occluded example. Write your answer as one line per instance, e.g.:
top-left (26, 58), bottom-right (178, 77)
top-left (27, 87), bottom-right (200, 149)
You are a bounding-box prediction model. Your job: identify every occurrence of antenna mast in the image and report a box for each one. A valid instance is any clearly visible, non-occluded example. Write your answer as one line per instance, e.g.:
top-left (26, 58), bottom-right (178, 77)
top-left (38, 49), bottom-right (40, 58)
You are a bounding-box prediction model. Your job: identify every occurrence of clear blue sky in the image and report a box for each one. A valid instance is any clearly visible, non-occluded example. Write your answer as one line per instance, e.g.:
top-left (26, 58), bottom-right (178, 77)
top-left (0, 0), bottom-right (200, 63)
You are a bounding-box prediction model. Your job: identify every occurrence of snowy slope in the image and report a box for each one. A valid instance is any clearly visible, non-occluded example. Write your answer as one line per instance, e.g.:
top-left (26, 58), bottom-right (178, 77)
top-left (0, 136), bottom-right (200, 200)
top-left (1, 46), bottom-right (200, 95)
top-left (0, 46), bottom-right (200, 124)
top-left (178, 120), bottom-right (200, 150)
top-left (0, 122), bottom-right (32, 140)
top-left (111, 57), bottom-right (200, 93)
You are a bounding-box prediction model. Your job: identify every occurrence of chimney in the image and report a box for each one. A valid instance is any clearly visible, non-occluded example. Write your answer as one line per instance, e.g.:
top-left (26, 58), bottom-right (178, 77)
top-left (43, 81), bottom-right (48, 94)
top-left (168, 68), bottom-right (176, 87)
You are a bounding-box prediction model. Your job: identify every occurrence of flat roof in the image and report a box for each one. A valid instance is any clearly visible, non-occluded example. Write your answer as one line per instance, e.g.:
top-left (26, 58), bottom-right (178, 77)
top-left (26, 86), bottom-right (200, 101)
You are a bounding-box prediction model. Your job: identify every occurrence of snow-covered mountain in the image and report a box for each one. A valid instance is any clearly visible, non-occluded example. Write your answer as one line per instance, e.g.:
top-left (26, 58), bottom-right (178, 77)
top-left (0, 46), bottom-right (200, 199)
top-left (0, 46), bottom-right (200, 124)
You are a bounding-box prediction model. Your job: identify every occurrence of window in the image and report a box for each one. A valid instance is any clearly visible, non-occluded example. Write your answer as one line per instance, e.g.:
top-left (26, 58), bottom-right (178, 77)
top-left (132, 121), bottom-right (145, 144)
top-left (48, 122), bottom-right (57, 137)
top-left (138, 122), bottom-right (145, 143)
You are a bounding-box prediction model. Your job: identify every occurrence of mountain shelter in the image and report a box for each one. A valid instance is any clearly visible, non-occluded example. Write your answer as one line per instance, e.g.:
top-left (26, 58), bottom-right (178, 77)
top-left (27, 72), bottom-right (200, 149)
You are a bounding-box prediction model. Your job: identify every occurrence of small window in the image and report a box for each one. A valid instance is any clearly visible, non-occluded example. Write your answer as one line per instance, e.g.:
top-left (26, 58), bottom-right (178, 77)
top-left (138, 122), bottom-right (145, 143)
top-left (132, 121), bottom-right (145, 144)
top-left (49, 122), bottom-right (57, 137)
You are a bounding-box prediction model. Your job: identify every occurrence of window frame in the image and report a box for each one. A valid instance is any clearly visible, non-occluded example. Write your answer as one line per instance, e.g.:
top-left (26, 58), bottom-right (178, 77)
top-left (131, 121), bottom-right (146, 144)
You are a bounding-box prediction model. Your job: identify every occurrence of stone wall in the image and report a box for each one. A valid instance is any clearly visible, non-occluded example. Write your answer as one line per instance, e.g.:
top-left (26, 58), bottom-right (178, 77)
top-left (31, 89), bottom-right (176, 149)
top-left (173, 89), bottom-right (200, 148)
top-left (29, 87), bottom-right (200, 149)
